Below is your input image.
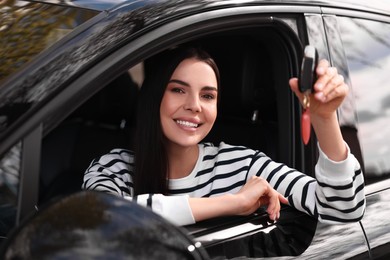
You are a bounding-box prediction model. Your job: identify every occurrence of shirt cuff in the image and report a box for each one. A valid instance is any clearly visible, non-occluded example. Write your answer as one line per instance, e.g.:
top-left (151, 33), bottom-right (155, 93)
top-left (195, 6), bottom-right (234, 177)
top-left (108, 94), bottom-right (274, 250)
top-left (153, 194), bottom-right (195, 226)
top-left (315, 142), bottom-right (357, 183)
top-left (125, 194), bottom-right (195, 226)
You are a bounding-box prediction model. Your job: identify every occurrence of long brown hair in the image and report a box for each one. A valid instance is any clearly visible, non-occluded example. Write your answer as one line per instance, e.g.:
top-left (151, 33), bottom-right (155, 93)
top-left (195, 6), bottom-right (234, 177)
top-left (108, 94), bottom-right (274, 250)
top-left (133, 47), bottom-right (220, 195)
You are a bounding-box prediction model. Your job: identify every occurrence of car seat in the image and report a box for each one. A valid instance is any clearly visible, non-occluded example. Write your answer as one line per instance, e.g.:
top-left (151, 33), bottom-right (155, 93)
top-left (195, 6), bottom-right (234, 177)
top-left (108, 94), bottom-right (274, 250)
top-left (203, 36), bottom-right (279, 160)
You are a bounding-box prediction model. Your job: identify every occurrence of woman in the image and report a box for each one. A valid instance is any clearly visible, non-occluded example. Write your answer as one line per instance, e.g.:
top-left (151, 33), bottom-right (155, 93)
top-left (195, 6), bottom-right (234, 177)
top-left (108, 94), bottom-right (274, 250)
top-left (82, 47), bottom-right (365, 226)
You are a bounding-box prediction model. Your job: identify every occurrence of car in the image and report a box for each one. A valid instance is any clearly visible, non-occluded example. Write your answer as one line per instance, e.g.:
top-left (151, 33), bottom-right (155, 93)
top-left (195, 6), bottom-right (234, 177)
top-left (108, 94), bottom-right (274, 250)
top-left (1, 0), bottom-right (390, 259)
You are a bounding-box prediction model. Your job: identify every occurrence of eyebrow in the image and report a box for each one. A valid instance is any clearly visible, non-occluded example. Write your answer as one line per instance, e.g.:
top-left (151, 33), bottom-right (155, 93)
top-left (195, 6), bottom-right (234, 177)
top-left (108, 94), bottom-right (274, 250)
top-left (168, 79), bottom-right (218, 92)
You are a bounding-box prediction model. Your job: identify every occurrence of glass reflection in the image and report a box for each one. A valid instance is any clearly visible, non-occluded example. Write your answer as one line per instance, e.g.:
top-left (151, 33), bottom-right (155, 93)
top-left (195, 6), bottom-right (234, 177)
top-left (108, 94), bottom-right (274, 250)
top-left (0, 0), bottom-right (98, 84)
top-left (0, 142), bottom-right (21, 239)
top-left (0, 0), bottom-right (98, 137)
top-left (190, 208), bottom-right (317, 258)
top-left (217, 213), bottom-right (317, 258)
top-left (338, 17), bottom-right (390, 178)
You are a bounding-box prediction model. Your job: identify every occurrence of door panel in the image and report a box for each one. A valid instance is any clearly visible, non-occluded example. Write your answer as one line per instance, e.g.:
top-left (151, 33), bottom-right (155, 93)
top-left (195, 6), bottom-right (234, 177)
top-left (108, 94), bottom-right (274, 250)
top-left (363, 186), bottom-right (390, 259)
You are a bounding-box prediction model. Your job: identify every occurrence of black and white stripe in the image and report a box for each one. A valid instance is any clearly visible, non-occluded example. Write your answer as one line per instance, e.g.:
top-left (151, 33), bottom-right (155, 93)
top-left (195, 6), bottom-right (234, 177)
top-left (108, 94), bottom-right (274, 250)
top-left (82, 142), bottom-right (366, 225)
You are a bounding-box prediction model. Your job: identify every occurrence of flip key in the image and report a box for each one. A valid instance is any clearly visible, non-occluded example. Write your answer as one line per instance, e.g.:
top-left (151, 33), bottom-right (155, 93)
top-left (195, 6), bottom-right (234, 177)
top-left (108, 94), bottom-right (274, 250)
top-left (299, 46), bottom-right (318, 145)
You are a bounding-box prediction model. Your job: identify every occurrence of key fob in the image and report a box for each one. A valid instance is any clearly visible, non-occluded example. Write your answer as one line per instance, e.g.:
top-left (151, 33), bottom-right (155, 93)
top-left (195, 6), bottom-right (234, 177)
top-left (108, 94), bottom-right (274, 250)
top-left (299, 45), bottom-right (318, 93)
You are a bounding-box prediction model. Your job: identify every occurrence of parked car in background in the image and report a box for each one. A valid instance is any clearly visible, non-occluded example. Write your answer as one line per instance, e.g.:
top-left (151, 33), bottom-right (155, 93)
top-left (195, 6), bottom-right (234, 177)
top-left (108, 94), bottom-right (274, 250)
top-left (1, 0), bottom-right (390, 259)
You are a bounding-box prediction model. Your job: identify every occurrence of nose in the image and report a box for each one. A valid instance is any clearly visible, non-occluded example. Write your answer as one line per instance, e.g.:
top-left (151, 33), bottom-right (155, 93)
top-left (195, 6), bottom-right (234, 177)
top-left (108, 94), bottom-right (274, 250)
top-left (184, 94), bottom-right (201, 113)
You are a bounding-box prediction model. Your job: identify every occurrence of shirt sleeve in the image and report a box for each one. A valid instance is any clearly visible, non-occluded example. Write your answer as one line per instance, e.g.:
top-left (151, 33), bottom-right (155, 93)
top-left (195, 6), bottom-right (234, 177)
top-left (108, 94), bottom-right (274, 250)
top-left (249, 142), bottom-right (365, 223)
top-left (125, 194), bottom-right (195, 226)
top-left (82, 150), bottom-right (195, 226)
top-left (82, 149), bottom-right (133, 196)
top-left (313, 142), bottom-right (366, 223)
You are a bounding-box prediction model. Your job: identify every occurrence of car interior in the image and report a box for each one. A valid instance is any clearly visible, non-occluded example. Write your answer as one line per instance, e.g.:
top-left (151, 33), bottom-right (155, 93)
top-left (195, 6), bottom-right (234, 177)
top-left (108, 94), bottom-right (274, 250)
top-left (38, 26), bottom-right (297, 207)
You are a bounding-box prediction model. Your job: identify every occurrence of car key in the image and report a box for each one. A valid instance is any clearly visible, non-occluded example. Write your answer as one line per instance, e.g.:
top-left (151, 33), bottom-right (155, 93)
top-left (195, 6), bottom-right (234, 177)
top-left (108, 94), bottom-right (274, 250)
top-left (299, 45), bottom-right (318, 145)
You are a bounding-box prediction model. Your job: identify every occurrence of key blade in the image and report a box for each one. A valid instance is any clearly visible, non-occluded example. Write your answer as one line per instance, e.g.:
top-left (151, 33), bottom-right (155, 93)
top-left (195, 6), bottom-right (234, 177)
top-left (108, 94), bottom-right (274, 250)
top-left (299, 45), bottom-right (318, 93)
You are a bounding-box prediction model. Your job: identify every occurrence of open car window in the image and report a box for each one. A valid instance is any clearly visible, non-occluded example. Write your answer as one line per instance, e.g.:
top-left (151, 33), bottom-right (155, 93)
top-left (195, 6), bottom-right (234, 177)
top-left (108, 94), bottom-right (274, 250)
top-left (36, 11), bottom-right (316, 258)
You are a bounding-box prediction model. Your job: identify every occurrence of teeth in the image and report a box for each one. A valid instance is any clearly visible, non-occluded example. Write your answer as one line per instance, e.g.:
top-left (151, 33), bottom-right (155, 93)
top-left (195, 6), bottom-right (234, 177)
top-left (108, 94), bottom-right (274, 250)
top-left (176, 120), bottom-right (198, 128)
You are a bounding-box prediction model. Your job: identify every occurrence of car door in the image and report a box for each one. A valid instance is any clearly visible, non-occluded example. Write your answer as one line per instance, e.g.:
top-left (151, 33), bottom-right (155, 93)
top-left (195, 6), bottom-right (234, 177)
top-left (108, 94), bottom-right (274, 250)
top-left (0, 1), bottom-right (374, 259)
top-left (322, 6), bottom-right (390, 259)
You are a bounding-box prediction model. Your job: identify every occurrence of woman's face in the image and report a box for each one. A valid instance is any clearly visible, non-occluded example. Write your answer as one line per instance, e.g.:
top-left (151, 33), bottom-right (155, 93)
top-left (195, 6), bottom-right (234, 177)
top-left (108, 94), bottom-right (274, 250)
top-left (160, 58), bottom-right (218, 149)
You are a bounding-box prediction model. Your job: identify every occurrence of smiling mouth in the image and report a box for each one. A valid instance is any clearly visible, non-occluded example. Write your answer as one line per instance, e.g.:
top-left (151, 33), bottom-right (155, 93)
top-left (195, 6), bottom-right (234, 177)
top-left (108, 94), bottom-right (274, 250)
top-left (175, 120), bottom-right (200, 128)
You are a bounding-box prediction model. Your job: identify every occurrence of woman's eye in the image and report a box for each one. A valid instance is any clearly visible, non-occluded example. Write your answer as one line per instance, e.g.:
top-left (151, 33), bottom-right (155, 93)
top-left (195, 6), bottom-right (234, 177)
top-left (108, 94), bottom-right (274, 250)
top-left (202, 94), bottom-right (215, 100)
top-left (171, 87), bottom-right (185, 94)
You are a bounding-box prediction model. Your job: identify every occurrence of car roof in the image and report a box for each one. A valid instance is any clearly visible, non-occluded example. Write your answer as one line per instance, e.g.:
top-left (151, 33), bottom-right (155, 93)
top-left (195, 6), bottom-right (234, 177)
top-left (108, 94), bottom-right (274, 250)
top-left (298, 0), bottom-right (390, 15)
top-left (26, 0), bottom-right (390, 15)
top-left (209, 0), bottom-right (390, 17)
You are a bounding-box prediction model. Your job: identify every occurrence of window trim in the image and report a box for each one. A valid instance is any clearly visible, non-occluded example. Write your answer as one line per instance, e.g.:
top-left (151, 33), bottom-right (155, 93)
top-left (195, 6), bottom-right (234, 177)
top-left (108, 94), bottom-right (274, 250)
top-left (5, 5), bottom-right (310, 224)
top-left (16, 124), bottom-right (42, 225)
top-left (322, 7), bottom-right (390, 23)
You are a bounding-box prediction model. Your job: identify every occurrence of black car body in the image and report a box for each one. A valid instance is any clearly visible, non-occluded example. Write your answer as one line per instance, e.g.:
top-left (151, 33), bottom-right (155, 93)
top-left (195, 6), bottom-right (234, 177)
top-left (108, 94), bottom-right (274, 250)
top-left (1, 0), bottom-right (390, 259)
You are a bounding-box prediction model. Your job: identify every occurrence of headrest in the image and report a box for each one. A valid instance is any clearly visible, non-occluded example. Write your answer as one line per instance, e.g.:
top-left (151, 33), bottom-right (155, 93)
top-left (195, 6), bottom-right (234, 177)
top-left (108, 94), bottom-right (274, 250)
top-left (73, 73), bottom-right (138, 129)
top-left (207, 38), bottom-right (276, 124)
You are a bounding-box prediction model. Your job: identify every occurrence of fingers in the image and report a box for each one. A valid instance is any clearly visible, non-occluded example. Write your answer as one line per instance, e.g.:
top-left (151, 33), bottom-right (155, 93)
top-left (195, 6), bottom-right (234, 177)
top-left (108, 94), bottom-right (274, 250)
top-left (266, 192), bottom-right (280, 221)
top-left (291, 59), bottom-right (347, 103)
top-left (317, 80), bottom-right (348, 103)
top-left (239, 176), bottom-right (287, 221)
top-left (258, 180), bottom-right (286, 221)
top-left (314, 60), bottom-right (348, 103)
top-left (289, 77), bottom-right (304, 104)
top-left (315, 59), bottom-right (330, 76)
top-left (279, 193), bottom-right (289, 205)
top-left (289, 78), bottom-right (299, 95)
top-left (265, 190), bottom-right (288, 221)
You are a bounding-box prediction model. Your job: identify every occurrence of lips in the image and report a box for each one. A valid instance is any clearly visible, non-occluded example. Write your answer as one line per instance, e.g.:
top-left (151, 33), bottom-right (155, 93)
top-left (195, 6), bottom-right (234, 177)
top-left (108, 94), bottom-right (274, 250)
top-left (175, 119), bottom-right (200, 128)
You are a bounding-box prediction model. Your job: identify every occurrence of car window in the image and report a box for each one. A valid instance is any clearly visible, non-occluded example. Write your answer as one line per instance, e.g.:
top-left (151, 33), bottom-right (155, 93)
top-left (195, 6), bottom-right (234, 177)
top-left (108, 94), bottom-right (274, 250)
top-left (36, 12), bottom-right (308, 257)
top-left (0, 0), bottom-right (98, 84)
top-left (337, 17), bottom-right (390, 183)
top-left (0, 142), bottom-right (21, 241)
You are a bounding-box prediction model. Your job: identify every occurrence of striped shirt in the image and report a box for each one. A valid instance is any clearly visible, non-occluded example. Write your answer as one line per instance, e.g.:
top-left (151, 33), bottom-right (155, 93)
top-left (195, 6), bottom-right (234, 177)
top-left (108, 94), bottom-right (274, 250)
top-left (82, 142), bottom-right (365, 226)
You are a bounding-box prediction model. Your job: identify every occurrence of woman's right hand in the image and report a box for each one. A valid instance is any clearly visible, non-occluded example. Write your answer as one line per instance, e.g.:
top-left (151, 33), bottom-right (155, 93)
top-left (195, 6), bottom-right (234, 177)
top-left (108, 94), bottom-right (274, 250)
top-left (234, 176), bottom-right (288, 220)
top-left (189, 176), bottom-right (288, 222)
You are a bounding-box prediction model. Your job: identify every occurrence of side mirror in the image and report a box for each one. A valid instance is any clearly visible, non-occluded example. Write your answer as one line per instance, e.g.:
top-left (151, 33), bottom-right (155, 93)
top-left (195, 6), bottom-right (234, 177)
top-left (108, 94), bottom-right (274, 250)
top-left (0, 191), bottom-right (209, 260)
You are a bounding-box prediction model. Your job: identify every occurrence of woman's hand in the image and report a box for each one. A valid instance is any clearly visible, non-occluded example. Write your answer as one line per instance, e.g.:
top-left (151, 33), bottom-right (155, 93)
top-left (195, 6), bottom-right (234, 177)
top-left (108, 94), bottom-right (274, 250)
top-left (189, 176), bottom-right (288, 222)
top-left (234, 176), bottom-right (288, 220)
top-left (289, 59), bottom-right (349, 161)
top-left (289, 59), bottom-right (349, 120)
